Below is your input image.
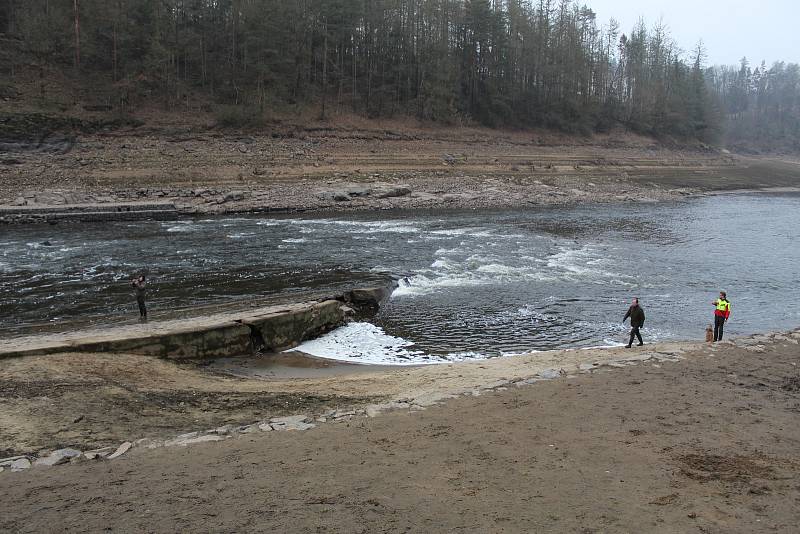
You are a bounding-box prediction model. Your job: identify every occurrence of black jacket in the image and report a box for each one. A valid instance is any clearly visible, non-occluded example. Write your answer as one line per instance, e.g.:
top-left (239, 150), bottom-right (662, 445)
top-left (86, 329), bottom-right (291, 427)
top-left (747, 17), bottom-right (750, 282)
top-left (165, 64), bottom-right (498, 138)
top-left (624, 305), bottom-right (645, 328)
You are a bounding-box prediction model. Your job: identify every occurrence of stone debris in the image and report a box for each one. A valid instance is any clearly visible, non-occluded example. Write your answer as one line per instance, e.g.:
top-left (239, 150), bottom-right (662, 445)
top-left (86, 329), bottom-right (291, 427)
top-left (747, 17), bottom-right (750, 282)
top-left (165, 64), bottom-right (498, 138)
top-left (480, 380), bottom-right (511, 391)
top-left (107, 442), bottom-right (132, 460)
top-left (0, 456), bottom-right (28, 468)
top-left (257, 423), bottom-right (274, 432)
top-left (620, 353), bottom-right (656, 363)
top-left (365, 401), bottom-right (411, 418)
top-left (537, 369), bottom-right (564, 380)
top-left (133, 438), bottom-right (165, 449)
top-left (327, 410), bottom-right (357, 419)
top-left (83, 447), bottom-right (116, 460)
top-left (269, 415), bottom-right (315, 431)
top-left (7, 458), bottom-right (32, 471)
top-left (165, 434), bottom-right (226, 447)
top-left (411, 392), bottom-right (455, 408)
top-left (34, 448), bottom-right (81, 467)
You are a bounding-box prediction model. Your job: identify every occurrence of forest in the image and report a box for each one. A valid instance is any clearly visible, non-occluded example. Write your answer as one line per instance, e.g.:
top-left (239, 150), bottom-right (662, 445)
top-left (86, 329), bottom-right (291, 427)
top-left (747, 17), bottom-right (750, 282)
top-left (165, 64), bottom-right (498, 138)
top-left (0, 0), bottom-right (798, 151)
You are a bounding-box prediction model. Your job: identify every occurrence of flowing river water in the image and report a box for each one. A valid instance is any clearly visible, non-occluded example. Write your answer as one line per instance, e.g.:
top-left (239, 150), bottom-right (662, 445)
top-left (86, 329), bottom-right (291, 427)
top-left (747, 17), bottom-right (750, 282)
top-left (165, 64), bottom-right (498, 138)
top-left (1, 192), bottom-right (798, 364)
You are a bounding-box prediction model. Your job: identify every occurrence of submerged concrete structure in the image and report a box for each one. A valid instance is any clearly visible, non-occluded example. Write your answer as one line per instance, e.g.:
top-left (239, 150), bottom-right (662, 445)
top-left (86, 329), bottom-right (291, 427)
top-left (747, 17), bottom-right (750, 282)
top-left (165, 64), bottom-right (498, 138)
top-left (0, 284), bottom-right (396, 360)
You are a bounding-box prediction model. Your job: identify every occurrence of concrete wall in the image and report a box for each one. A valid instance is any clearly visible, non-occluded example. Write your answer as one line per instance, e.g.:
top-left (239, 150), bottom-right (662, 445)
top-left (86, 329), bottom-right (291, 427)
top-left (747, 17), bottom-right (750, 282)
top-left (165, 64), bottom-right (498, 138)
top-left (0, 290), bottom-right (400, 360)
top-left (242, 300), bottom-right (346, 353)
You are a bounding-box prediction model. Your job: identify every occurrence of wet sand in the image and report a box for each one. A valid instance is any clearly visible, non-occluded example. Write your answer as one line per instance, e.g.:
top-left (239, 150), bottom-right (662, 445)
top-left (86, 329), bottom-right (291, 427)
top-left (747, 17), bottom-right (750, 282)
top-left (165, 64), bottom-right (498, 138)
top-left (1, 334), bottom-right (799, 532)
top-left (0, 333), bottom-right (800, 533)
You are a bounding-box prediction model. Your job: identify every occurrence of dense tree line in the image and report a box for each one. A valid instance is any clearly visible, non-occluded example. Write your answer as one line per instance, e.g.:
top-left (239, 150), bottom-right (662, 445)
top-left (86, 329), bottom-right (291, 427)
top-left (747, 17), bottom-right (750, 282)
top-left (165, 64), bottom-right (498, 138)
top-left (708, 60), bottom-right (800, 152)
top-left (0, 1), bottom-right (796, 149)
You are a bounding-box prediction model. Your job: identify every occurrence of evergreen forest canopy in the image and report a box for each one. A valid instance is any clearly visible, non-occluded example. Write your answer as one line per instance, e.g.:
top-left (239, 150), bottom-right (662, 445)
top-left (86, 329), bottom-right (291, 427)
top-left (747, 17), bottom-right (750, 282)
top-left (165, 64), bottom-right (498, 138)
top-left (0, 0), bottom-right (798, 152)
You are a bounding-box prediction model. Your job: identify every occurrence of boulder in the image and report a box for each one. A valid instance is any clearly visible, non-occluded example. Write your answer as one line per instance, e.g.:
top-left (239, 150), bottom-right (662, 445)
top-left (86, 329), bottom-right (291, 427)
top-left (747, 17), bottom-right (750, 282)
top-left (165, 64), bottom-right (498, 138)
top-left (107, 441), bottom-right (133, 460)
top-left (537, 369), bottom-right (563, 380)
top-left (270, 415), bottom-right (315, 431)
top-left (223, 191), bottom-right (246, 203)
top-left (10, 458), bottom-right (32, 471)
top-left (375, 186), bottom-right (411, 199)
top-left (33, 192), bottom-right (66, 205)
top-left (34, 448), bottom-right (82, 467)
top-left (345, 186), bottom-right (371, 197)
top-left (0, 455), bottom-right (28, 467)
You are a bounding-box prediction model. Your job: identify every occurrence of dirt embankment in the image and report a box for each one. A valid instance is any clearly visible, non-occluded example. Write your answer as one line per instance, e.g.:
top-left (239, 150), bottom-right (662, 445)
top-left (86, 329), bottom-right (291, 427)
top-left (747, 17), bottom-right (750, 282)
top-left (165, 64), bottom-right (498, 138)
top-left (1, 332), bottom-right (799, 532)
top-left (6, 114), bottom-right (797, 222)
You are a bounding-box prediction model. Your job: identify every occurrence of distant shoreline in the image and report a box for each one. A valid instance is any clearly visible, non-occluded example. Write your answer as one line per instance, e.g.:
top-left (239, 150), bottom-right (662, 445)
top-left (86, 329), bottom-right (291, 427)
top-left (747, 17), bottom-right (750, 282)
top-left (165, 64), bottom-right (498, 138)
top-left (6, 125), bottom-right (800, 224)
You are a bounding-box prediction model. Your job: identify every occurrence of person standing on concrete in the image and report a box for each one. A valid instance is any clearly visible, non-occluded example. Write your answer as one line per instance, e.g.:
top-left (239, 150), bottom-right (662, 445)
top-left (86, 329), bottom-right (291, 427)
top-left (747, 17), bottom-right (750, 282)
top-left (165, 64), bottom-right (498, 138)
top-left (712, 291), bottom-right (731, 341)
top-left (131, 274), bottom-right (147, 322)
top-left (623, 297), bottom-right (645, 348)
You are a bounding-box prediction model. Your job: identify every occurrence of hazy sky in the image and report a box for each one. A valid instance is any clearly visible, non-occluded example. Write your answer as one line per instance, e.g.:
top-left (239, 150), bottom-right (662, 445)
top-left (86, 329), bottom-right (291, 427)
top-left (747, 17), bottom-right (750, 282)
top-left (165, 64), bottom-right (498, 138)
top-left (582, 0), bottom-right (798, 67)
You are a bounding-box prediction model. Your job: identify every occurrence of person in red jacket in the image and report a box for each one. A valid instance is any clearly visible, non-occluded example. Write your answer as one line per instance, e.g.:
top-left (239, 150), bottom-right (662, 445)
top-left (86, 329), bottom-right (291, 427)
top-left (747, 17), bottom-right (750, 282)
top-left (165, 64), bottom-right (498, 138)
top-left (712, 291), bottom-right (731, 342)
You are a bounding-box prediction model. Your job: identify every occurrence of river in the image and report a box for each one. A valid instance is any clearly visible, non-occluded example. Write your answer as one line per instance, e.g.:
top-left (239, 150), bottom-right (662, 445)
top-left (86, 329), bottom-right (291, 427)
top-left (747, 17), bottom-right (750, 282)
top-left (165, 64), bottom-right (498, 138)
top-left (1, 192), bottom-right (798, 364)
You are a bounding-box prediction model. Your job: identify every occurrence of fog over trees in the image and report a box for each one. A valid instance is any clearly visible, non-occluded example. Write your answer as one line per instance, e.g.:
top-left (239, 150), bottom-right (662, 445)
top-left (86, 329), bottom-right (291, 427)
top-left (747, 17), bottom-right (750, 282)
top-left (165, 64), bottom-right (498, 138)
top-left (1, 0), bottom-right (797, 151)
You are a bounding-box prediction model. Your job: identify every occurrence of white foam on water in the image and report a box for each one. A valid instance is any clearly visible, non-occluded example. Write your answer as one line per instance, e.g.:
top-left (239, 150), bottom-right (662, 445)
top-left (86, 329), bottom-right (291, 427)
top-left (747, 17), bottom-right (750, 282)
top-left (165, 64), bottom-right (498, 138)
top-left (275, 218), bottom-right (422, 235)
top-left (545, 244), bottom-right (637, 286)
top-left (393, 251), bottom-right (557, 297)
top-left (165, 224), bottom-right (197, 233)
top-left (430, 228), bottom-right (472, 236)
top-left (281, 238), bottom-right (308, 244)
top-left (392, 273), bottom-right (489, 297)
top-left (291, 322), bottom-right (490, 366)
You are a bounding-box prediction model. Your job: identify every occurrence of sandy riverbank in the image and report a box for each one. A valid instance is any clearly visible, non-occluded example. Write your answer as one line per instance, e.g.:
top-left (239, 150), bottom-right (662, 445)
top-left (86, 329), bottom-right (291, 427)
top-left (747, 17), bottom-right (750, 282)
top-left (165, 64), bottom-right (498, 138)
top-left (1, 330), bottom-right (799, 532)
top-left (5, 122), bottom-right (800, 222)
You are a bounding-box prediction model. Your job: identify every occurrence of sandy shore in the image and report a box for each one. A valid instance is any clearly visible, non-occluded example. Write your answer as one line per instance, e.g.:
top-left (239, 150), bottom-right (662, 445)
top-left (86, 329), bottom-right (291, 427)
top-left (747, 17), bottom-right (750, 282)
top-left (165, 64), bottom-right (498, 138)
top-left (1, 330), bottom-right (799, 532)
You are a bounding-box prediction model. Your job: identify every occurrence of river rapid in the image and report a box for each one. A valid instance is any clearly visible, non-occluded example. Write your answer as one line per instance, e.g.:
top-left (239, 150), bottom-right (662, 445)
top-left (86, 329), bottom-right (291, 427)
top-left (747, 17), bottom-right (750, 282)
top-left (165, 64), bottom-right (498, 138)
top-left (1, 192), bottom-right (798, 364)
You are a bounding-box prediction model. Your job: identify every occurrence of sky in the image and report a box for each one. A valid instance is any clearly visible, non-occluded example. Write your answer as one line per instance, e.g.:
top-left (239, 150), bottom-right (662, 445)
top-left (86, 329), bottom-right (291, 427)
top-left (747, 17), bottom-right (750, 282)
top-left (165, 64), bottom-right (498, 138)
top-left (582, 0), bottom-right (799, 67)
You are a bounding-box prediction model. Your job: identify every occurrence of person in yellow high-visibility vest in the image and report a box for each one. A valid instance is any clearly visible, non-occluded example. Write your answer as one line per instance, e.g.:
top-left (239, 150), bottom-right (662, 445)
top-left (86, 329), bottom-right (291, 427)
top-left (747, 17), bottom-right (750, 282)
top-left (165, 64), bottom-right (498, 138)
top-left (712, 291), bottom-right (731, 342)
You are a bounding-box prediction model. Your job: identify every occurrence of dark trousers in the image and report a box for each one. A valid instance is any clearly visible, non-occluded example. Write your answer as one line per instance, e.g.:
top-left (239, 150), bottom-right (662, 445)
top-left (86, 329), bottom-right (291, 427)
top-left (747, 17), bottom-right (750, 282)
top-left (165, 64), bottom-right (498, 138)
top-left (628, 327), bottom-right (643, 347)
top-left (714, 315), bottom-right (725, 341)
top-left (137, 296), bottom-right (147, 318)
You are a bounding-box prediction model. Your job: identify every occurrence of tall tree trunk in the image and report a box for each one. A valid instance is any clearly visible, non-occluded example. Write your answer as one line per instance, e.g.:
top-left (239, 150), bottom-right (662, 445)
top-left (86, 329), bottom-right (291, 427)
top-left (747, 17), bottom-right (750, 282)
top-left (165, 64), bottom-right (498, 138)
top-left (73, 0), bottom-right (80, 71)
top-left (112, 21), bottom-right (117, 81)
top-left (321, 20), bottom-right (328, 119)
top-left (352, 41), bottom-right (357, 111)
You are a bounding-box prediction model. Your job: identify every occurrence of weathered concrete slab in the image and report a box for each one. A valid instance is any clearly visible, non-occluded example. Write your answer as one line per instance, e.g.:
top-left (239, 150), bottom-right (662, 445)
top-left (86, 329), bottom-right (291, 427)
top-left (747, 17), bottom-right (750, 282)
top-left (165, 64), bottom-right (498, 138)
top-left (0, 283), bottom-right (398, 361)
top-left (0, 301), bottom-right (351, 360)
top-left (69, 321), bottom-right (253, 360)
top-left (0, 202), bottom-right (180, 224)
top-left (241, 300), bottom-right (345, 352)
